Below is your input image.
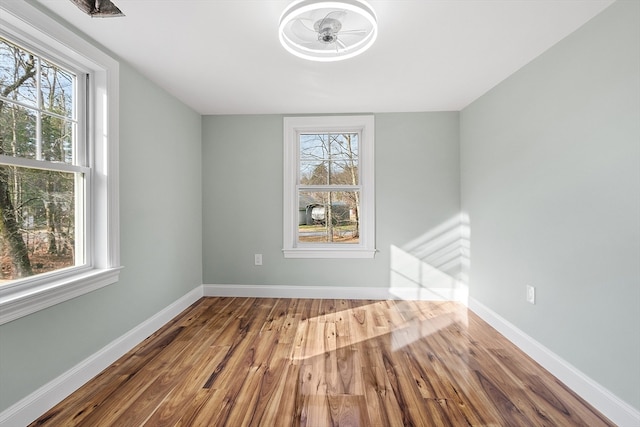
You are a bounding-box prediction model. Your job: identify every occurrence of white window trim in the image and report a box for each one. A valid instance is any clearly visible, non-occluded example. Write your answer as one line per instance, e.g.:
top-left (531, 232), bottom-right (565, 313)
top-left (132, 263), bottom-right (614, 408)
top-left (0, 2), bottom-right (121, 325)
top-left (283, 115), bottom-right (376, 259)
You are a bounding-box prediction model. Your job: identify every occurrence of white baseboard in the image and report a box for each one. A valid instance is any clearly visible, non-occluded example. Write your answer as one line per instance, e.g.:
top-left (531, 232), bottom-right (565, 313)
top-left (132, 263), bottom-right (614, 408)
top-left (203, 283), bottom-right (471, 302)
top-left (0, 286), bottom-right (203, 427)
top-left (468, 297), bottom-right (640, 427)
top-left (204, 283), bottom-right (394, 300)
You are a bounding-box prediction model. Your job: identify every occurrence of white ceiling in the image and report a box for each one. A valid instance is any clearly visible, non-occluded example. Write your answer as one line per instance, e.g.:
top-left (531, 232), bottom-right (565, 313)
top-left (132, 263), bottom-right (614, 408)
top-left (34, 0), bottom-right (614, 115)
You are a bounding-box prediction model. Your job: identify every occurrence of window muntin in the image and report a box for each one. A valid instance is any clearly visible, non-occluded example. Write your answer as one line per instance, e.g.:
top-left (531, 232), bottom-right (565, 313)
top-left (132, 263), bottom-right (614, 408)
top-left (0, 35), bottom-right (87, 284)
top-left (283, 115), bottom-right (375, 258)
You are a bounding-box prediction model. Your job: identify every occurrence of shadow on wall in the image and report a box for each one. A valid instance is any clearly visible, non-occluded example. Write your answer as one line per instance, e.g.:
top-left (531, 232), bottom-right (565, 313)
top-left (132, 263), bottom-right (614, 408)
top-left (389, 213), bottom-right (470, 304)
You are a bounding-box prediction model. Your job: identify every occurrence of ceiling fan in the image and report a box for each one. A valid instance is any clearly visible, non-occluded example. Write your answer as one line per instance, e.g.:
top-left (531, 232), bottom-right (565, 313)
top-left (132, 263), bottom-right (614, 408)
top-left (279, 0), bottom-right (377, 62)
top-left (69, 0), bottom-right (124, 17)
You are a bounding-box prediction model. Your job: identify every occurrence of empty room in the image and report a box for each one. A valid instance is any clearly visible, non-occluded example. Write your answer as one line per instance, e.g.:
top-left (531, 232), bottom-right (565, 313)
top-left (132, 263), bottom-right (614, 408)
top-left (0, 0), bottom-right (638, 425)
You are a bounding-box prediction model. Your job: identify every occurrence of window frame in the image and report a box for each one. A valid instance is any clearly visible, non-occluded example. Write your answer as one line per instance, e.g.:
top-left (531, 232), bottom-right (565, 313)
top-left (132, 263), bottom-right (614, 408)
top-left (283, 115), bottom-right (376, 259)
top-left (0, 1), bottom-right (121, 325)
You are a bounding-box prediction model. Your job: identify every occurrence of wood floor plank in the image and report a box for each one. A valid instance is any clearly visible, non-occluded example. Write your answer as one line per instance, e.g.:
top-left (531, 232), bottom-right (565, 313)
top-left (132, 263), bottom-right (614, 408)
top-left (270, 361), bottom-right (303, 425)
top-left (379, 343), bottom-right (433, 427)
top-left (224, 329), bottom-right (284, 425)
top-left (30, 297), bottom-right (615, 427)
top-left (277, 298), bottom-right (302, 345)
top-left (236, 352), bottom-right (288, 426)
top-left (141, 345), bottom-right (230, 427)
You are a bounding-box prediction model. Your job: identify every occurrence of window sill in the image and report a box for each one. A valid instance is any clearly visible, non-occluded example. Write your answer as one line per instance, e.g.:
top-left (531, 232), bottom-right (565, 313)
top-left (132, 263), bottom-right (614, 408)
top-left (283, 248), bottom-right (377, 259)
top-left (0, 267), bottom-right (122, 325)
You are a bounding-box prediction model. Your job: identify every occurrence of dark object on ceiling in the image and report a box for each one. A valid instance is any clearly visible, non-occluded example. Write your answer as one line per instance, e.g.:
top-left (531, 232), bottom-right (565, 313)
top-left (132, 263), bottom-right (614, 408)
top-left (69, 0), bottom-right (124, 17)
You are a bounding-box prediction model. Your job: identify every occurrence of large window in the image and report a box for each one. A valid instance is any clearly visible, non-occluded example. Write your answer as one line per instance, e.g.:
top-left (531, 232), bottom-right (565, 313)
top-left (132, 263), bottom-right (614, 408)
top-left (0, 36), bottom-right (85, 281)
top-left (283, 116), bottom-right (375, 258)
top-left (0, 2), bottom-right (120, 324)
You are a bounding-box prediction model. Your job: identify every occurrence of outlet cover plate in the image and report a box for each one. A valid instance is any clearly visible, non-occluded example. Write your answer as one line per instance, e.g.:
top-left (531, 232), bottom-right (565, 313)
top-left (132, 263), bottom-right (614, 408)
top-left (526, 285), bottom-right (535, 304)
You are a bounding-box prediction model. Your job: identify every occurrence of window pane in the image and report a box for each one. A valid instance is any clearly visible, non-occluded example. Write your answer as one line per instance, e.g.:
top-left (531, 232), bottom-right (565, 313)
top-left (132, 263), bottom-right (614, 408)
top-left (1, 37), bottom-right (76, 164)
top-left (300, 133), bottom-right (359, 185)
top-left (42, 113), bottom-right (73, 163)
top-left (300, 159), bottom-right (328, 185)
top-left (298, 190), bottom-right (359, 244)
top-left (0, 101), bottom-right (37, 158)
top-left (40, 59), bottom-right (74, 119)
top-left (0, 165), bottom-right (79, 283)
top-left (0, 37), bottom-right (38, 108)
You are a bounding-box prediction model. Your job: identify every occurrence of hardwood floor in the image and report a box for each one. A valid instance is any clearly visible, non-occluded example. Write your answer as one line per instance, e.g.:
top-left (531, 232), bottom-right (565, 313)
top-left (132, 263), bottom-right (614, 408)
top-left (31, 297), bottom-right (613, 426)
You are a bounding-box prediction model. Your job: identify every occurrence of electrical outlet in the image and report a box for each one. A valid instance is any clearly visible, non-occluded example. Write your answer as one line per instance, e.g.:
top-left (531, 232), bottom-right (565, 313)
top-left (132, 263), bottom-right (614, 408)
top-left (254, 254), bottom-right (263, 266)
top-left (526, 285), bottom-right (535, 304)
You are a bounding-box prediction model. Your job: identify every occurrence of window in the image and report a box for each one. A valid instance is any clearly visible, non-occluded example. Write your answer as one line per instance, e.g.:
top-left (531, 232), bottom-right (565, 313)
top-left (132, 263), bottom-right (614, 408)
top-left (0, 2), bottom-right (120, 324)
top-left (1, 36), bottom-right (85, 279)
top-left (283, 115), bottom-right (375, 258)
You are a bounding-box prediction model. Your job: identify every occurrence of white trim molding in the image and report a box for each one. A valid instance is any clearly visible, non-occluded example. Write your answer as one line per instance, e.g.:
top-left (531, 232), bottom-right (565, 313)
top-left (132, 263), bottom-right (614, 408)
top-left (468, 297), bottom-right (640, 427)
top-left (0, 287), bottom-right (203, 427)
top-left (205, 283), bottom-right (392, 300)
top-left (0, 268), bottom-right (122, 324)
top-left (204, 283), bottom-right (469, 303)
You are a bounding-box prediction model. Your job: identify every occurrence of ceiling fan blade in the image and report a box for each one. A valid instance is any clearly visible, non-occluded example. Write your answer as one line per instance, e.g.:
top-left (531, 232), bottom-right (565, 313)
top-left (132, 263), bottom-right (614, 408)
top-left (293, 18), bottom-right (316, 33)
top-left (339, 29), bottom-right (368, 35)
top-left (289, 19), bottom-right (324, 44)
top-left (322, 10), bottom-right (347, 22)
top-left (69, 0), bottom-right (124, 17)
top-left (299, 41), bottom-right (337, 51)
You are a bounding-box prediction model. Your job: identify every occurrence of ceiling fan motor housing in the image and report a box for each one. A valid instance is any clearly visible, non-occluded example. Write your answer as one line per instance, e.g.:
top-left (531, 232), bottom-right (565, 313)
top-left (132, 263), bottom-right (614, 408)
top-left (315, 17), bottom-right (342, 44)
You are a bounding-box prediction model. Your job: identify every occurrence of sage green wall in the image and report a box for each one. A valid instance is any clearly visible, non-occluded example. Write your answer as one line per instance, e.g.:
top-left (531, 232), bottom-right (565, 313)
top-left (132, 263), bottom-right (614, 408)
top-left (0, 62), bottom-right (203, 412)
top-left (460, 0), bottom-right (639, 409)
top-left (202, 112), bottom-right (460, 287)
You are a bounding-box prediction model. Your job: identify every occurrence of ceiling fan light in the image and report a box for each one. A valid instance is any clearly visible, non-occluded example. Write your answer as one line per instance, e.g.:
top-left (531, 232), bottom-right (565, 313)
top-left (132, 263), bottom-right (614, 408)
top-left (279, 0), bottom-right (378, 62)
